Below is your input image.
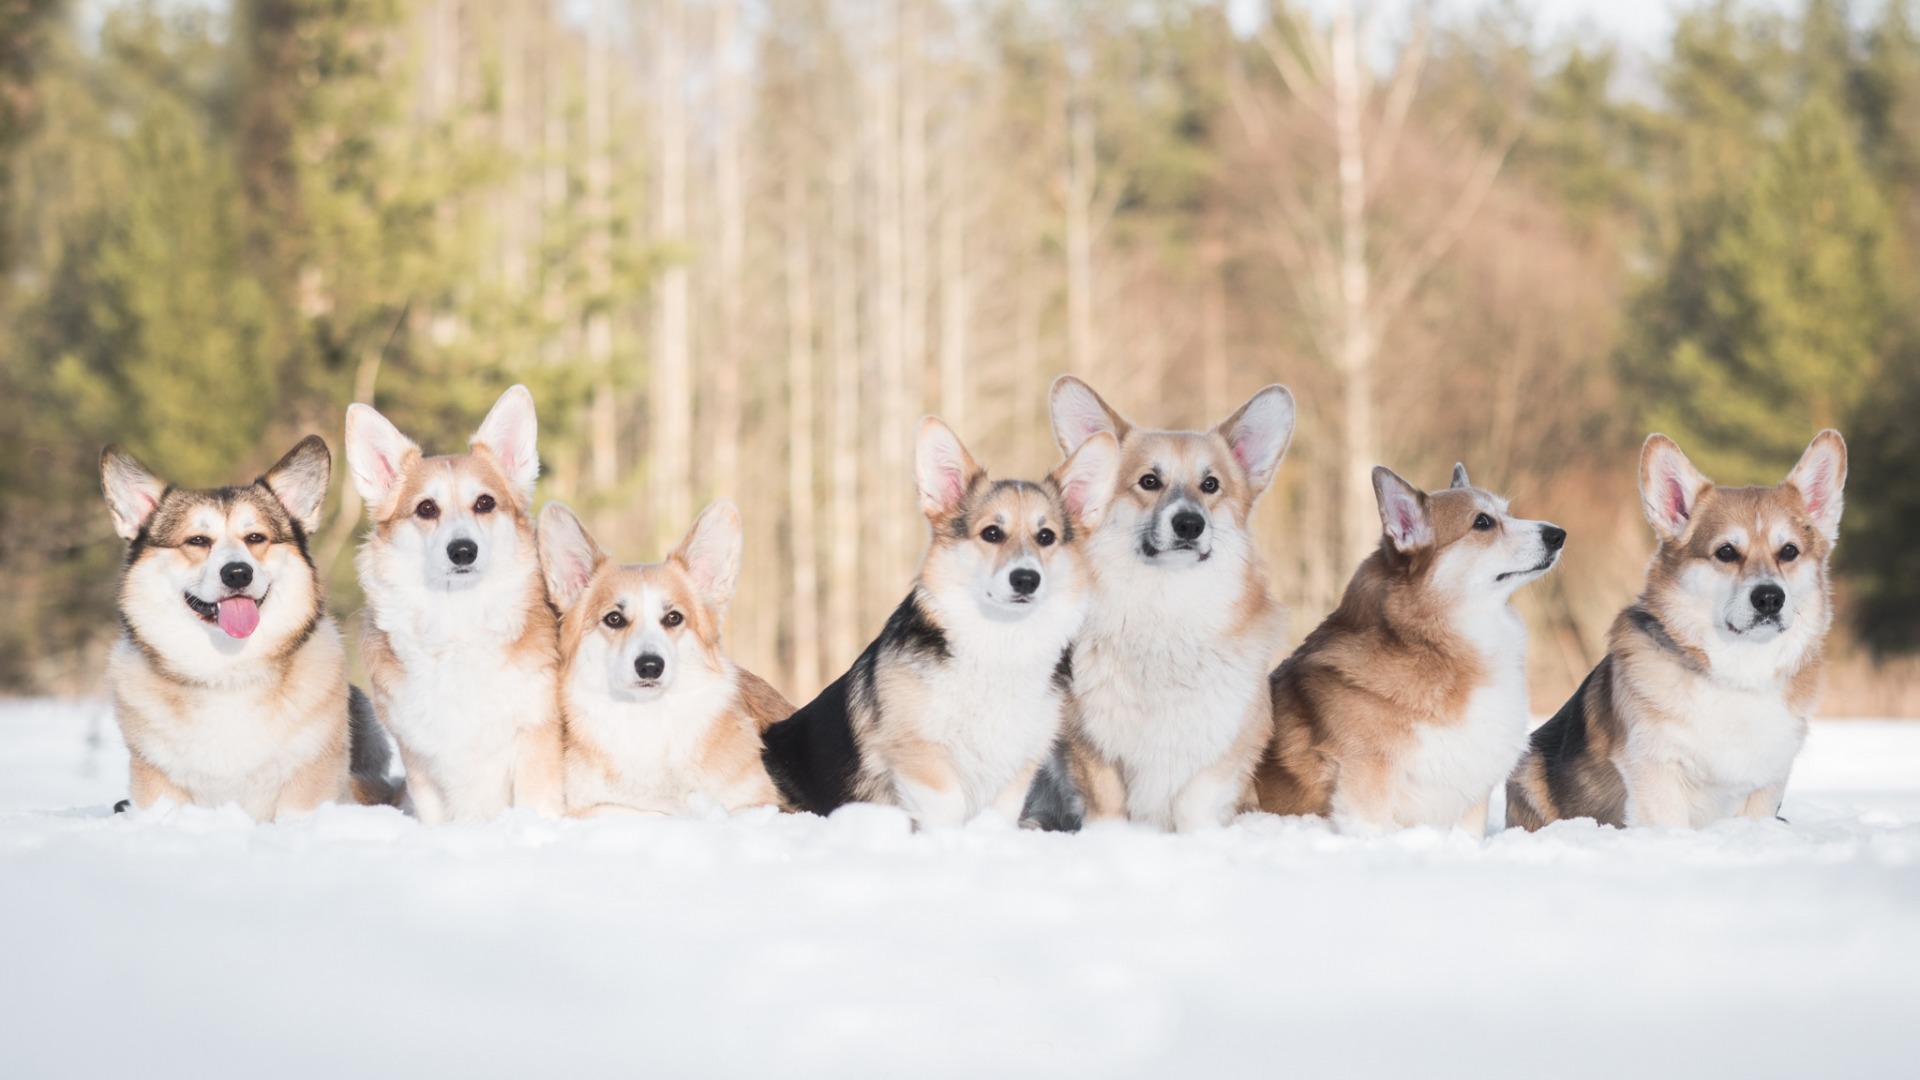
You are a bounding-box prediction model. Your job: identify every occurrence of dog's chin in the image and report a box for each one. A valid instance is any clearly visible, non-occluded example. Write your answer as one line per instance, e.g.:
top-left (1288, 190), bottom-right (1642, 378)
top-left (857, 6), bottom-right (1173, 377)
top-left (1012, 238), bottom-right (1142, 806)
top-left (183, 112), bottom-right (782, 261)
top-left (428, 565), bottom-right (485, 592)
top-left (1724, 615), bottom-right (1787, 641)
top-left (613, 681), bottom-right (668, 704)
top-left (1495, 558), bottom-right (1558, 584)
top-left (1137, 539), bottom-right (1210, 567)
top-left (979, 592), bottom-right (1040, 621)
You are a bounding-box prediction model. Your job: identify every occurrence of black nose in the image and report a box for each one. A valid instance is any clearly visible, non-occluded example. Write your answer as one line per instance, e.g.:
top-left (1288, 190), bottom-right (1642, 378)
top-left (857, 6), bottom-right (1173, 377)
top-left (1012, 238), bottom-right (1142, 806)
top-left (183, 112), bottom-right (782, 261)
top-left (1541, 525), bottom-right (1567, 551)
top-left (1171, 510), bottom-right (1207, 541)
top-left (220, 562), bottom-right (252, 589)
top-left (1751, 583), bottom-right (1786, 616)
top-left (1009, 568), bottom-right (1041, 596)
top-left (446, 539), bottom-right (479, 566)
top-left (635, 654), bottom-right (665, 681)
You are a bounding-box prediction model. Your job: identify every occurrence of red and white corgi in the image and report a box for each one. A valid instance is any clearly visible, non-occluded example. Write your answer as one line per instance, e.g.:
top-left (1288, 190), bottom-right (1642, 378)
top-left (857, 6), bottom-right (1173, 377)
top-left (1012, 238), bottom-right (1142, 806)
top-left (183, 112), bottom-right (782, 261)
top-left (1031, 377), bottom-right (1294, 832)
top-left (1257, 464), bottom-right (1565, 834)
top-left (345, 386), bottom-right (564, 822)
top-left (540, 500), bottom-right (790, 817)
top-left (1508, 432), bottom-right (1846, 830)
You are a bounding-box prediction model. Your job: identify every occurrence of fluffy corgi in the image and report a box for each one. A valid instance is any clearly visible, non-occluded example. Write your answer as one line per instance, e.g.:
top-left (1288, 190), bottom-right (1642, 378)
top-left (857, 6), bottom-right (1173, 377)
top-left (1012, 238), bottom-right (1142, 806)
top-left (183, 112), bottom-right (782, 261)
top-left (540, 500), bottom-right (790, 817)
top-left (101, 436), bottom-right (397, 819)
top-left (1255, 464), bottom-right (1565, 834)
top-left (1031, 377), bottom-right (1294, 832)
top-left (760, 416), bottom-right (1119, 827)
top-left (346, 385), bottom-right (564, 822)
top-left (1507, 432), bottom-right (1846, 830)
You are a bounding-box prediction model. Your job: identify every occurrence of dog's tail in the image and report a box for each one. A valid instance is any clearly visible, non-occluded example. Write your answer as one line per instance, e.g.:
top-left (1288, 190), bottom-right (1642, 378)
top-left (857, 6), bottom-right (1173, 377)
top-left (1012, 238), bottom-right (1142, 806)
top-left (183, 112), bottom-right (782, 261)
top-left (1020, 738), bottom-right (1084, 832)
top-left (348, 685), bottom-right (406, 808)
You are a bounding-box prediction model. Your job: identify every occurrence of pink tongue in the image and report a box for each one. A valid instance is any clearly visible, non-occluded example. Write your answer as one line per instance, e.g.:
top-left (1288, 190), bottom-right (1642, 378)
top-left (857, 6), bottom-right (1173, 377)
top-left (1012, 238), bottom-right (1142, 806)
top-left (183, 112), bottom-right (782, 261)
top-left (217, 597), bottom-right (260, 639)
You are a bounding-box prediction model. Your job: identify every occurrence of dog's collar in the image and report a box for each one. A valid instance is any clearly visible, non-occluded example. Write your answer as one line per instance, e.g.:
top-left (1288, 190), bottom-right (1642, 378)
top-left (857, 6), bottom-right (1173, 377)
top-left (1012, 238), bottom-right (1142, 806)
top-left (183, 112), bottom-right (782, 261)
top-left (1624, 605), bottom-right (1708, 675)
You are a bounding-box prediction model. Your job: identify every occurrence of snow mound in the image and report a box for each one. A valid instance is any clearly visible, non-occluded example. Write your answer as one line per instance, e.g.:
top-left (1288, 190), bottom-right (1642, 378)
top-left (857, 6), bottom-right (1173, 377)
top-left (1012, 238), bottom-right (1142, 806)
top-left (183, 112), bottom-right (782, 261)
top-left (2, 700), bottom-right (1917, 1078)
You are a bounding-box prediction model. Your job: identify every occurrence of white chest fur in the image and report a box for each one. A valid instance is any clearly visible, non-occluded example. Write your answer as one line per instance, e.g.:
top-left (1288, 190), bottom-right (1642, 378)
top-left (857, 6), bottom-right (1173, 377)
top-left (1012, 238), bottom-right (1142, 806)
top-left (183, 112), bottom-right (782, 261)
top-left (908, 592), bottom-right (1084, 815)
top-left (1386, 605), bottom-right (1531, 829)
top-left (1072, 537), bottom-right (1278, 827)
top-left (1622, 671), bottom-right (1808, 825)
top-left (565, 659), bottom-right (740, 814)
top-left (368, 564), bottom-right (553, 819)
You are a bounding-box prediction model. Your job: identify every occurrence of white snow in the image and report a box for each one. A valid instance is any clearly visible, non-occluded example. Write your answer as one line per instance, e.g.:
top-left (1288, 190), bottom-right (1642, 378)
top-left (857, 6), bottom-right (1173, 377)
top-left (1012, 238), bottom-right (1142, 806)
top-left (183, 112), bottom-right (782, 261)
top-left (2, 698), bottom-right (1918, 1078)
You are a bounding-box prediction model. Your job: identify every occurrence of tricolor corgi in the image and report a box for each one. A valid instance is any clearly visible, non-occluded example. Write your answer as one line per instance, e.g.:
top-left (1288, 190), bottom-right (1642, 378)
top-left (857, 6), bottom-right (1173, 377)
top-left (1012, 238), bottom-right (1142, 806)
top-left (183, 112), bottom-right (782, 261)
top-left (345, 385), bottom-right (564, 822)
top-left (1031, 377), bottom-right (1294, 832)
top-left (1256, 464), bottom-right (1565, 834)
top-left (540, 500), bottom-right (790, 817)
top-left (1507, 431), bottom-right (1846, 830)
top-left (101, 436), bottom-right (397, 819)
top-left (760, 416), bottom-right (1119, 827)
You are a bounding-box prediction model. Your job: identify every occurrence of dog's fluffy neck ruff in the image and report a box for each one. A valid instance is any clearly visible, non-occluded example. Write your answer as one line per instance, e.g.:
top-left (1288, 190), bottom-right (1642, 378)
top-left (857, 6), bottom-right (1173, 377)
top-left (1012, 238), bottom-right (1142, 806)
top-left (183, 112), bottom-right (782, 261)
top-left (1634, 579), bottom-right (1828, 696)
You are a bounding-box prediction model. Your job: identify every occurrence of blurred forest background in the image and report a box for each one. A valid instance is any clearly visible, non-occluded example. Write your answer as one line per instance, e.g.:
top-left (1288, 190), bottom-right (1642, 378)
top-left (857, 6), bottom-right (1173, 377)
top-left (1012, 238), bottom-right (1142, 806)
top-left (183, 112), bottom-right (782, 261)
top-left (1, 0), bottom-right (1917, 712)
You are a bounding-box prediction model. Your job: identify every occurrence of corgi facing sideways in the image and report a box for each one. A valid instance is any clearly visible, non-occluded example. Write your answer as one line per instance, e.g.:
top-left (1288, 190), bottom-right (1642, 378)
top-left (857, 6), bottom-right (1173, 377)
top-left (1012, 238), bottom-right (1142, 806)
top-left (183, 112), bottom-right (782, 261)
top-left (760, 417), bottom-right (1119, 827)
top-left (101, 436), bottom-right (397, 819)
top-left (346, 385), bottom-right (564, 822)
top-left (540, 500), bottom-right (790, 817)
top-left (1256, 464), bottom-right (1565, 835)
top-left (1507, 432), bottom-right (1847, 830)
top-left (1028, 378), bottom-right (1294, 833)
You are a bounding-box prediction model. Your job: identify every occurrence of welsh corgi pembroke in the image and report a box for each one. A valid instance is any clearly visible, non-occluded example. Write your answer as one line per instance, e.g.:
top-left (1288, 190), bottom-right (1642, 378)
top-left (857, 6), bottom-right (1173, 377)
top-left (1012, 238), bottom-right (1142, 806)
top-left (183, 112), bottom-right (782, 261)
top-left (101, 436), bottom-right (397, 819)
top-left (1507, 431), bottom-right (1847, 830)
top-left (345, 385), bottom-right (564, 822)
top-left (760, 416), bottom-right (1119, 827)
top-left (540, 500), bottom-right (791, 817)
top-left (1256, 464), bottom-right (1565, 835)
top-left (1032, 377), bottom-right (1294, 832)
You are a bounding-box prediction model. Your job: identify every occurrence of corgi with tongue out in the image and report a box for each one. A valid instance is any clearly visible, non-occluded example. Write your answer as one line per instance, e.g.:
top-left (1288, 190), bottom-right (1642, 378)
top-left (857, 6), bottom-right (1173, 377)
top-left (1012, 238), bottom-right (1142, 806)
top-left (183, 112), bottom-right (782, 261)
top-left (102, 436), bottom-right (401, 821)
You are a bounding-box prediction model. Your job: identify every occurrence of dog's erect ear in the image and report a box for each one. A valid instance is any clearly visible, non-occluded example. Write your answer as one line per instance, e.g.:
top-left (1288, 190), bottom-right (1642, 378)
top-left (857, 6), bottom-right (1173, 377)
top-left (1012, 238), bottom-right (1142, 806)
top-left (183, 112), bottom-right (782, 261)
top-left (1451, 463), bottom-right (1471, 490)
top-left (1639, 434), bottom-right (1711, 542)
top-left (538, 502), bottom-right (606, 612)
top-left (101, 447), bottom-right (167, 541)
top-left (672, 500), bottom-right (744, 609)
top-left (344, 403), bottom-right (421, 513)
top-left (1216, 385), bottom-right (1296, 496)
top-left (261, 435), bottom-right (332, 533)
top-left (471, 385), bottom-right (540, 504)
top-left (1373, 466), bottom-right (1434, 553)
top-left (1785, 429), bottom-right (1847, 542)
top-left (1052, 431), bottom-right (1121, 532)
top-left (1049, 376), bottom-right (1132, 457)
top-left (915, 416), bottom-right (985, 525)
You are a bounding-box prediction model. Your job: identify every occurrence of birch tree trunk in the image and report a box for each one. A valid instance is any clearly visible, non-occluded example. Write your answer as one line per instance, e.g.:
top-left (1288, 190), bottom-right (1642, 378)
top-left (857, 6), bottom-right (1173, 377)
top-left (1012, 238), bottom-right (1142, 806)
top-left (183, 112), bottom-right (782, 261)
top-left (585, 0), bottom-right (616, 499)
top-left (652, 0), bottom-right (693, 540)
top-left (712, 0), bottom-right (746, 503)
top-left (1331, 2), bottom-right (1378, 575)
top-left (784, 169), bottom-right (822, 697)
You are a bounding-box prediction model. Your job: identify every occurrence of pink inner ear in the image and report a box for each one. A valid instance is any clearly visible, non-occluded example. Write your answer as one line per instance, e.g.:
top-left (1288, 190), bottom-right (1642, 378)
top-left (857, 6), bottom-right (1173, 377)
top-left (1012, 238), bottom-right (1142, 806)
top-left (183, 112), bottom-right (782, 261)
top-left (1393, 501), bottom-right (1420, 541)
top-left (1800, 473), bottom-right (1831, 519)
top-left (1663, 474), bottom-right (1691, 527)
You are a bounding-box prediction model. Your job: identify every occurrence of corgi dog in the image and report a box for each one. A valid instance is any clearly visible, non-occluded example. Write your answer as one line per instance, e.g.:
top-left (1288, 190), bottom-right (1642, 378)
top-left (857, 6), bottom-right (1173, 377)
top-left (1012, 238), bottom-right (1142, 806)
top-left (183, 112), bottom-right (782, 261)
top-left (1255, 464), bottom-right (1565, 834)
top-left (101, 436), bottom-right (397, 819)
top-left (1031, 377), bottom-right (1294, 832)
top-left (1507, 432), bottom-right (1847, 830)
top-left (540, 500), bottom-right (791, 817)
top-left (345, 385), bottom-right (564, 822)
top-left (760, 416), bottom-right (1119, 827)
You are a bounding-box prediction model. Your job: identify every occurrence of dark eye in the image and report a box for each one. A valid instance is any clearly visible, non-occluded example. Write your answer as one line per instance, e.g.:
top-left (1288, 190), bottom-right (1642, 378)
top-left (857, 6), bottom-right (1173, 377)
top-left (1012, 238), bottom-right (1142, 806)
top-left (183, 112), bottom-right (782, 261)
top-left (1473, 513), bottom-right (1495, 531)
top-left (602, 610), bottom-right (628, 629)
top-left (474, 494), bottom-right (496, 514)
top-left (1200, 476), bottom-right (1220, 495)
top-left (1715, 544), bottom-right (1740, 563)
top-left (245, 533), bottom-right (268, 545)
top-left (1779, 543), bottom-right (1800, 563)
top-left (185, 535), bottom-right (212, 548)
top-left (662, 611), bottom-right (685, 628)
top-left (1036, 528), bottom-right (1057, 547)
top-left (1139, 473), bottom-right (1161, 491)
top-left (981, 525), bottom-right (1006, 544)
top-left (416, 499), bottom-right (440, 520)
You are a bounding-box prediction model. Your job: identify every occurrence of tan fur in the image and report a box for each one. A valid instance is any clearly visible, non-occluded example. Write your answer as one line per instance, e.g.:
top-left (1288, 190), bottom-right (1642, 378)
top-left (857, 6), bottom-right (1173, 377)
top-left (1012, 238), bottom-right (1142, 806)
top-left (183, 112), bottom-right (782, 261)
top-left (1047, 378), bottom-right (1293, 831)
top-left (1507, 432), bottom-right (1844, 830)
top-left (544, 501), bottom-right (788, 817)
top-left (349, 388), bottom-right (565, 822)
top-left (102, 438), bottom-right (392, 820)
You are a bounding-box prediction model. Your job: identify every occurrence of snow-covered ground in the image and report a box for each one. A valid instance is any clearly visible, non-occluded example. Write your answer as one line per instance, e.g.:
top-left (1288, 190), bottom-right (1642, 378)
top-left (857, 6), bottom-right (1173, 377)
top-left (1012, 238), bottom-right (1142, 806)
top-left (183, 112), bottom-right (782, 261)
top-left (2, 699), bottom-right (1917, 1079)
